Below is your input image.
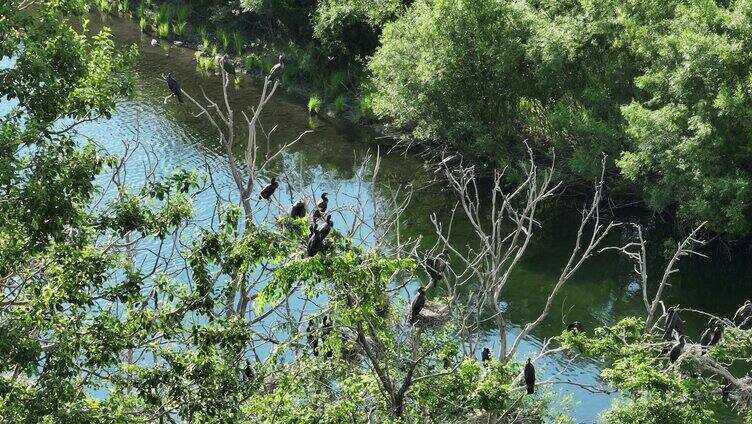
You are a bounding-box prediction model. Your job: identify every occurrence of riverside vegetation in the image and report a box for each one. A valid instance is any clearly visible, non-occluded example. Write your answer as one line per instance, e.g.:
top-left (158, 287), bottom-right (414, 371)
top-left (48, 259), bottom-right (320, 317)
top-left (2, 1), bottom-right (752, 423)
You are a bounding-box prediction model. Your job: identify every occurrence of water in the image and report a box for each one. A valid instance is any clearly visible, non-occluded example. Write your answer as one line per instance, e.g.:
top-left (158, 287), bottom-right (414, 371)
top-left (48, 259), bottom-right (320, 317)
top-left (6, 12), bottom-right (751, 423)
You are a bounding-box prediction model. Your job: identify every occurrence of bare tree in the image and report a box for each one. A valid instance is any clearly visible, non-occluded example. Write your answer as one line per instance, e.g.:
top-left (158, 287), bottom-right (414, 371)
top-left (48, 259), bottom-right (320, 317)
top-left (431, 149), bottom-right (618, 361)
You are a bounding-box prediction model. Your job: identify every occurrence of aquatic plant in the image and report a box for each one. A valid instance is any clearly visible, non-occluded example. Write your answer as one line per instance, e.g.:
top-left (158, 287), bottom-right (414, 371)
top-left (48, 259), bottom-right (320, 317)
top-left (195, 51), bottom-right (215, 75)
top-left (217, 28), bottom-right (230, 51)
top-left (308, 95), bottom-right (321, 115)
top-left (231, 31), bottom-right (245, 56)
top-left (334, 94), bottom-right (346, 113)
top-left (172, 21), bottom-right (187, 37)
top-left (198, 26), bottom-right (209, 49)
top-left (158, 3), bottom-right (175, 24)
top-left (139, 16), bottom-right (147, 32)
top-left (157, 22), bottom-right (170, 39)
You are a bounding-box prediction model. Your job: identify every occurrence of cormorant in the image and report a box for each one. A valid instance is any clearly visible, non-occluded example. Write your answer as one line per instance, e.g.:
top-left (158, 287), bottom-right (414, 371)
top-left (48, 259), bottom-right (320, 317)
top-left (423, 250), bottom-right (449, 281)
top-left (710, 322), bottom-right (724, 346)
top-left (740, 315), bottom-right (752, 330)
top-left (269, 55), bottom-right (284, 81)
top-left (307, 319), bottom-right (318, 356)
top-left (567, 321), bottom-right (584, 334)
top-left (290, 200), bottom-right (307, 218)
top-left (321, 315), bottom-right (333, 359)
top-left (221, 55), bottom-right (235, 76)
top-left (664, 307), bottom-right (685, 341)
top-left (524, 358), bottom-right (536, 395)
top-left (722, 377), bottom-right (732, 403)
top-left (409, 287), bottom-right (427, 324)
top-left (700, 318), bottom-right (717, 348)
top-left (669, 335), bottom-right (686, 363)
top-left (244, 359), bottom-right (254, 381)
top-left (434, 153), bottom-right (462, 174)
top-left (318, 214), bottom-right (334, 240)
top-left (312, 193), bottom-right (329, 220)
top-left (733, 300), bottom-right (752, 325)
top-left (481, 347), bottom-right (491, 365)
top-left (165, 73), bottom-right (183, 103)
top-left (307, 225), bottom-right (322, 257)
top-left (258, 177), bottom-right (278, 200)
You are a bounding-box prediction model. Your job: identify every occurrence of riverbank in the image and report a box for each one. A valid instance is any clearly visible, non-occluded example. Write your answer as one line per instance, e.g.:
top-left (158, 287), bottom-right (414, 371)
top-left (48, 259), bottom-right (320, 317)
top-left (88, 1), bottom-right (752, 241)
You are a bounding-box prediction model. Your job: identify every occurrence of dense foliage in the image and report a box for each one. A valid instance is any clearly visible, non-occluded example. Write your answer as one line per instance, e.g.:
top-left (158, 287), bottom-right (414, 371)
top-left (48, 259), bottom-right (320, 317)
top-left (99, 0), bottom-right (752, 236)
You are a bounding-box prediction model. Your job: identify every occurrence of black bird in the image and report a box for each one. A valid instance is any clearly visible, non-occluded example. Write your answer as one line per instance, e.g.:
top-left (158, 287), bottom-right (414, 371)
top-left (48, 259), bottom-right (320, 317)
top-left (165, 73), bottom-right (183, 103)
top-left (740, 315), bottom-right (752, 330)
top-left (321, 315), bottom-right (333, 359)
top-left (663, 307), bottom-right (685, 341)
top-left (524, 358), bottom-right (536, 395)
top-left (290, 200), bottom-right (307, 218)
top-left (221, 55), bottom-right (235, 75)
top-left (318, 214), bottom-right (334, 240)
top-left (244, 359), bottom-right (254, 381)
top-left (700, 318), bottom-right (717, 348)
top-left (409, 286), bottom-right (427, 324)
top-left (423, 250), bottom-right (449, 281)
top-left (481, 347), bottom-right (491, 365)
top-left (733, 300), bottom-right (752, 325)
top-left (710, 322), bottom-right (724, 346)
top-left (722, 377), bottom-right (732, 403)
top-left (434, 153), bottom-right (462, 174)
top-left (307, 319), bottom-right (318, 356)
top-left (269, 54), bottom-right (284, 81)
top-left (567, 321), bottom-right (584, 334)
top-left (669, 335), bottom-right (686, 363)
top-left (259, 177), bottom-right (278, 201)
top-left (700, 328), bottom-right (713, 349)
top-left (312, 193), bottom-right (329, 220)
top-left (307, 225), bottom-right (323, 257)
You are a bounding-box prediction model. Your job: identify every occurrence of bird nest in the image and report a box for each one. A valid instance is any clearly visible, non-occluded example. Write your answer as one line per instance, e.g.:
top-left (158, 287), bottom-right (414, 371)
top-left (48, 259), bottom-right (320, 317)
top-left (407, 301), bottom-right (451, 329)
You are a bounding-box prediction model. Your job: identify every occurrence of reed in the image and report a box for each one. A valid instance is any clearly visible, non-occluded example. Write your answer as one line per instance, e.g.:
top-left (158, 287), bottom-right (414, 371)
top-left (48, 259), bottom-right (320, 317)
top-left (217, 28), bottom-right (230, 51)
top-left (231, 31), bottom-right (245, 56)
top-left (308, 95), bottom-right (322, 115)
top-left (157, 22), bottom-right (170, 39)
top-left (334, 94), bottom-right (346, 113)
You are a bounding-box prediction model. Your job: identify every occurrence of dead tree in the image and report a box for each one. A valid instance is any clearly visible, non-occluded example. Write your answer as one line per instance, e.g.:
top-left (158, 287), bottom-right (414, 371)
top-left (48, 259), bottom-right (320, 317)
top-left (432, 149), bottom-right (618, 361)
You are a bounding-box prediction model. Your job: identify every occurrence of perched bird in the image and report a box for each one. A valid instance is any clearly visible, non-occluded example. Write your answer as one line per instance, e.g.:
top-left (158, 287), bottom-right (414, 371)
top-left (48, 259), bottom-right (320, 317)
top-left (312, 193), bottom-right (329, 220)
top-left (481, 347), bottom-right (491, 365)
top-left (290, 200), bottom-right (307, 218)
top-left (269, 54), bottom-right (284, 81)
top-left (318, 214), bottom-right (334, 240)
top-left (434, 153), bottom-right (462, 174)
top-left (567, 321), bottom-right (584, 334)
top-left (321, 315), bottom-right (333, 359)
top-left (722, 377), bottom-right (732, 403)
top-left (710, 322), bottom-right (724, 346)
top-left (150, 38), bottom-right (160, 46)
top-left (244, 359), bottom-right (254, 381)
top-left (663, 307), bottom-right (685, 341)
top-left (409, 287), bottom-right (427, 324)
top-left (423, 250), bottom-right (449, 281)
top-left (221, 55), bottom-right (236, 75)
top-left (524, 358), bottom-right (536, 395)
top-left (165, 73), bottom-right (183, 103)
top-left (700, 318), bottom-right (717, 348)
top-left (669, 335), bottom-right (686, 363)
top-left (699, 328), bottom-right (713, 349)
top-left (307, 319), bottom-right (318, 356)
top-left (258, 177), bottom-right (278, 200)
top-left (307, 225), bottom-right (323, 257)
top-left (740, 316), bottom-right (752, 330)
top-left (733, 300), bottom-right (752, 325)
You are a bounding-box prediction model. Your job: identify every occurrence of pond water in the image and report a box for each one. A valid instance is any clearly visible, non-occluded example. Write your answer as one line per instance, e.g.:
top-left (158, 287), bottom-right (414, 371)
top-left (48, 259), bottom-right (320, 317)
top-left (6, 12), bottom-right (751, 422)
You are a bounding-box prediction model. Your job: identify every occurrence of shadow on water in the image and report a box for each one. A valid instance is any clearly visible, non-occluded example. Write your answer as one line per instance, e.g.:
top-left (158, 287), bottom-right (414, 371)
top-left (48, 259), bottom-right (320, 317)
top-left (15, 11), bottom-right (750, 422)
